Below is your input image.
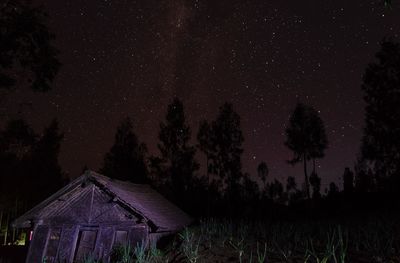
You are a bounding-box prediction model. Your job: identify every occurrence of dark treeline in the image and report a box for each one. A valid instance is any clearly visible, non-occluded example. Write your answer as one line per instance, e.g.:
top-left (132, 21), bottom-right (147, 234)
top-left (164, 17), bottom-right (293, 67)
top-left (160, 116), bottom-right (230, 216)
top-left (97, 39), bottom-right (400, 219)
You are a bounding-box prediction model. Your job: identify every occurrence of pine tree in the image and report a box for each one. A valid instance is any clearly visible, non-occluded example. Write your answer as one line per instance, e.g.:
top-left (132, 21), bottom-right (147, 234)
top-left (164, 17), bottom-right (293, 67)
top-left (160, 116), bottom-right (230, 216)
top-left (156, 98), bottom-right (198, 204)
top-left (284, 103), bottom-right (328, 199)
top-left (361, 39), bottom-right (400, 190)
top-left (101, 117), bottom-right (147, 183)
top-left (196, 103), bottom-right (244, 213)
top-left (211, 103), bottom-right (244, 210)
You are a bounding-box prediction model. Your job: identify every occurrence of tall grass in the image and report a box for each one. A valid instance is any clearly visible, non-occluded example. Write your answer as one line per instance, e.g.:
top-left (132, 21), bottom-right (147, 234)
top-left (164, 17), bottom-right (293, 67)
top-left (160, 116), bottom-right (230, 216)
top-left (185, 217), bottom-right (399, 263)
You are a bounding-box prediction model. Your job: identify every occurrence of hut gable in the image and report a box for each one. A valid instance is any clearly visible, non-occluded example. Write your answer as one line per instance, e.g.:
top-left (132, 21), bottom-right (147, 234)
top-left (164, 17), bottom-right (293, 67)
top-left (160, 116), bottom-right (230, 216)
top-left (36, 185), bottom-right (137, 225)
top-left (14, 171), bottom-right (191, 230)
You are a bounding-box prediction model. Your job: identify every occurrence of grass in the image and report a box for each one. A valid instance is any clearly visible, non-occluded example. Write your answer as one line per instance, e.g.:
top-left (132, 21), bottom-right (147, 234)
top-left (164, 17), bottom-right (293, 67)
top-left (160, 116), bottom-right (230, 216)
top-left (27, 216), bottom-right (400, 262)
top-left (174, 217), bottom-right (400, 263)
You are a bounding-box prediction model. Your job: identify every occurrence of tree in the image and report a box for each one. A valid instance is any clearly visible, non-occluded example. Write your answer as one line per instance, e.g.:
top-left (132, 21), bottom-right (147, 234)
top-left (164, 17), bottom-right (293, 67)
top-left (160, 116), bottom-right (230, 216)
top-left (101, 117), bottom-right (147, 183)
top-left (327, 182), bottom-right (339, 198)
top-left (286, 176), bottom-right (303, 203)
top-left (257, 161), bottom-right (268, 190)
top-left (29, 119), bottom-right (64, 205)
top-left (267, 179), bottom-right (284, 202)
top-left (354, 156), bottom-right (374, 193)
top-left (0, 119), bottom-right (36, 158)
top-left (0, 0), bottom-right (60, 92)
top-left (286, 176), bottom-right (297, 193)
top-left (284, 103), bottom-right (328, 199)
top-left (361, 39), bottom-right (400, 190)
top-left (210, 103), bottom-right (244, 202)
top-left (197, 120), bottom-right (216, 215)
top-left (309, 172), bottom-right (321, 199)
top-left (343, 167), bottom-right (354, 194)
top-left (0, 119), bottom-right (36, 208)
top-left (196, 103), bottom-right (244, 214)
top-left (241, 173), bottom-right (260, 205)
top-left (155, 98), bottom-right (198, 204)
top-left (197, 120), bottom-right (214, 184)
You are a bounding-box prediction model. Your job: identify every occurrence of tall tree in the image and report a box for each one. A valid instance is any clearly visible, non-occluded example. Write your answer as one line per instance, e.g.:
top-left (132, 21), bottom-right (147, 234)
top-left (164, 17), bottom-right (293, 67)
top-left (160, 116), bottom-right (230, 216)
top-left (156, 98), bottom-right (198, 204)
top-left (361, 39), bottom-right (400, 190)
top-left (101, 117), bottom-right (147, 183)
top-left (197, 103), bottom-right (244, 213)
top-left (284, 103), bottom-right (328, 199)
top-left (0, 0), bottom-right (60, 92)
top-left (208, 103), bottom-right (244, 206)
top-left (29, 119), bottom-right (64, 204)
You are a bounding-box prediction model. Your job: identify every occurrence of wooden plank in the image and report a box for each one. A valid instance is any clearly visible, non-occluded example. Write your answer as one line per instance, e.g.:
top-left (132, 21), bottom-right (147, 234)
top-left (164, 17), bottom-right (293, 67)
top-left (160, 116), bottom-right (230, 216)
top-left (95, 226), bottom-right (114, 262)
top-left (57, 225), bottom-right (78, 263)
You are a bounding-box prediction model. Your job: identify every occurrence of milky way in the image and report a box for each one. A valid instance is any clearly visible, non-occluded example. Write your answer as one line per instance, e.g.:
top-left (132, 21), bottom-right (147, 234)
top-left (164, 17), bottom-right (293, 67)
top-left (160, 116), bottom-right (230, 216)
top-left (2, 0), bottom-right (400, 190)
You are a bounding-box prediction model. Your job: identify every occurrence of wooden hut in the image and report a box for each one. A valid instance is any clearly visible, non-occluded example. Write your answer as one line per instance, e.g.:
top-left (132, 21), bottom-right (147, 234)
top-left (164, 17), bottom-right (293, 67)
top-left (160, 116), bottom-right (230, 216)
top-left (13, 171), bottom-right (191, 263)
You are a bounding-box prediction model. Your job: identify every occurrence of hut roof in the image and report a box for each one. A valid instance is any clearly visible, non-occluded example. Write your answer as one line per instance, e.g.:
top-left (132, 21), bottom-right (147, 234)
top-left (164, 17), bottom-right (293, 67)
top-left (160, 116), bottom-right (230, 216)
top-left (13, 171), bottom-right (191, 232)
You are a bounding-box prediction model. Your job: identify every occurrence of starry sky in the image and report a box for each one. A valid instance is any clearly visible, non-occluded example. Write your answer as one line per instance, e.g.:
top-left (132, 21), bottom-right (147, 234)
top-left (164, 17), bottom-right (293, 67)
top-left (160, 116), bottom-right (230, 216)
top-left (1, 0), bottom-right (400, 190)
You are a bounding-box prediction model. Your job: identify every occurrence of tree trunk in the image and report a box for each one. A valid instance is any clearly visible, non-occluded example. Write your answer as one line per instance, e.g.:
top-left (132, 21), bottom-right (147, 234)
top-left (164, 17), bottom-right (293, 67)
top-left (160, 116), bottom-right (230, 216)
top-left (304, 154), bottom-right (310, 199)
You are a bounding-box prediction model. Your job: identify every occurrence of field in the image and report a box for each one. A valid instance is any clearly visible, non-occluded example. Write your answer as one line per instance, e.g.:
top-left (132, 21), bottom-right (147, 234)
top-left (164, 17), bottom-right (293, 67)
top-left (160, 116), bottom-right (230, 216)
top-left (107, 215), bottom-right (400, 263)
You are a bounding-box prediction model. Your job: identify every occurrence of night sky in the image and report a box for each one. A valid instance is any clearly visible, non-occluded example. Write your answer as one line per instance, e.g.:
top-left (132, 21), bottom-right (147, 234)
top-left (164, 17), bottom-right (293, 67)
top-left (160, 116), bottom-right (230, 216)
top-left (2, 0), bottom-right (400, 190)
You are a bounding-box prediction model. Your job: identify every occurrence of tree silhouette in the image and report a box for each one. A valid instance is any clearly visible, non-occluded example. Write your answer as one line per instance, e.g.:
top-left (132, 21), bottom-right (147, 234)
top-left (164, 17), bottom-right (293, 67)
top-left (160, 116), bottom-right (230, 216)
top-left (309, 172), bottom-right (321, 199)
top-left (343, 167), bottom-right (354, 194)
top-left (241, 173), bottom-right (260, 215)
top-left (197, 120), bottom-right (214, 184)
top-left (0, 119), bottom-right (36, 157)
top-left (257, 161), bottom-right (268, 190)
top-left (209, 103), bottom-right (244, 206)
top-left (286, 176), bottom-right (297, 193)
top-left (354, 156), bottom-right (374, 193)
top-left (28, 119), bottom-right (64, 205)
top-left (0, 1), bottom-right (60, 92)
top-left (155, 98), bottom-right (198, 205)
top-left (101, 117), bottom-right (147, 183)
top-left (0, 119), bottom-right (36, 209)
top-left (197, 120), bottom-right (216, 215)
top-left (361, 39), bottom-right (400, 190)
top-left (286, 176), bottom-right (302, 203)
top-left (267, 179), bottom-right (284, 202)
top-left (327, 182), bottom-right (339, 198)
top-left (284, 103), bottom-right (328, 199)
